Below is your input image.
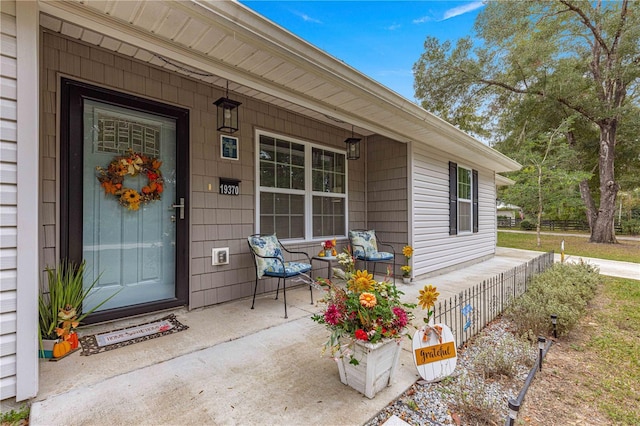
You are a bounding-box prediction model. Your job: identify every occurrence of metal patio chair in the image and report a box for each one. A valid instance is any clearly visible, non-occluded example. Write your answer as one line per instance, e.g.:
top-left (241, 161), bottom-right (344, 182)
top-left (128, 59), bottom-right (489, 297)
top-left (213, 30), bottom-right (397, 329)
top-left (348, 229), bottom-right (396, 284)
top-left (247, 234), bottom-right (313, 319)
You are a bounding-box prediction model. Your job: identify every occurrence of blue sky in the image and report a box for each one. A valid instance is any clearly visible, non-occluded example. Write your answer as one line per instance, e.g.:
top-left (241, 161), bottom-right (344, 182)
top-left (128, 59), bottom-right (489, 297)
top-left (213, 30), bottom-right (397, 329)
top-left (240, 1), bottom-right (484, 102)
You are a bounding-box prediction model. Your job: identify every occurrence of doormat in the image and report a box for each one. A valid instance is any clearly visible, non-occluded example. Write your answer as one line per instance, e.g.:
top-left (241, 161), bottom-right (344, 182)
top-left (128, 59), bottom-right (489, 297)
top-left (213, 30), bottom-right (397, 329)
top-left (78, 314), bottom-right (188, 356)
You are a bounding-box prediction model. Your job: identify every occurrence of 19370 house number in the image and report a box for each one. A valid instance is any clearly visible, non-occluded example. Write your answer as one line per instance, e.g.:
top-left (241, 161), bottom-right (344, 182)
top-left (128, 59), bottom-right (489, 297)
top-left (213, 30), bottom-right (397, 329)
top-left (219, 183), bottom-right (239, 195)
top-left (219, 179), bottom-right (240, 195)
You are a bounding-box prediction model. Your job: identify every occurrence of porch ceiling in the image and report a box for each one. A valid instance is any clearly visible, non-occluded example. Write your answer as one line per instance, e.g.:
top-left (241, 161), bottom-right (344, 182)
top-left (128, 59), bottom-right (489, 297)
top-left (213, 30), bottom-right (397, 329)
top-left (38, 0), bottom-right (521, 173)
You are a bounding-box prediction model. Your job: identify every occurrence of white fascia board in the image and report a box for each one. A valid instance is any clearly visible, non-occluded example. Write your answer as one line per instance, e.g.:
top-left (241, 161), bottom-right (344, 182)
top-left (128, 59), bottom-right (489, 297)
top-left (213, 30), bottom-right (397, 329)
top-left (496, 174), bottom-right (516, 186)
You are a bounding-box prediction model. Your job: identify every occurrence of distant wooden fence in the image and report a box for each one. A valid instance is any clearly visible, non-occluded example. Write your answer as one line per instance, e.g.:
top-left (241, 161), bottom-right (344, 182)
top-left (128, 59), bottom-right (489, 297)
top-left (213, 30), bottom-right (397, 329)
top-left (498, 218), bottom-right (624, 233)
top-left (432, 251), bottom-right (555, 348)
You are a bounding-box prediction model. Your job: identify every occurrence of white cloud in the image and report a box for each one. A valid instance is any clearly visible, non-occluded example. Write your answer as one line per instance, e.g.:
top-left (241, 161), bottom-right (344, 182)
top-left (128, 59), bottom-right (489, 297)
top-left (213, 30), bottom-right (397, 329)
top-left (413, 1), bottom-right (485, 24)
top-left (442, 1), bottom-right (485, 21)
top-left (413, 15), bottom-right (434, 24)
top-left (386, 23), bottom-right (402, 30)
top-left (294, 11), bottom-right (322, 24)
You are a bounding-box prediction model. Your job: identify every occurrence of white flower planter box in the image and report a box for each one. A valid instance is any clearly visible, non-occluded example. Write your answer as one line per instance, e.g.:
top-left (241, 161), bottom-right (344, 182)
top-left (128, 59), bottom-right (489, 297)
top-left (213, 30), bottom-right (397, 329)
top-left (336, 337), bottom-right (403, 399)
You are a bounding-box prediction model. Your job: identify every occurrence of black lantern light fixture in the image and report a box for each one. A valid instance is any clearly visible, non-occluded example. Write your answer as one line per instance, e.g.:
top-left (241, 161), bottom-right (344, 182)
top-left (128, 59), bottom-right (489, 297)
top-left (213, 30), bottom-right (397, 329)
top-left (344, 125), bottom-right (361, 160)
top-left (214, 81), bottom-right (241, 133)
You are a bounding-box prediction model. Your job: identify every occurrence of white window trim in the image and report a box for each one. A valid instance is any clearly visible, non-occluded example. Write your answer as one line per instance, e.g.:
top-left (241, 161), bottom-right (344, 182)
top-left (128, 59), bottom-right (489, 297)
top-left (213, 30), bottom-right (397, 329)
top-left (254, 129), bottom-right (349, 242)
top-left (457, 165), bottom-right (473, 234)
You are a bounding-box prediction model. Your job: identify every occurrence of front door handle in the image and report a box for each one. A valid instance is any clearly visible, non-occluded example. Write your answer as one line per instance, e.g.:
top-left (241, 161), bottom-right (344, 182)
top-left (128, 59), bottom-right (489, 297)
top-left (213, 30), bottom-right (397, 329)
top-left (172, 197), bottom-right (185, 220)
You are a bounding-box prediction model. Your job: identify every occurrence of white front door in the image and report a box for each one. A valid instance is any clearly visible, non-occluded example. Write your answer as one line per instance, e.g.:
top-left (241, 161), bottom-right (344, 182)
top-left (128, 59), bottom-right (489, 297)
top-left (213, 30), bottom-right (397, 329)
top-left (82, 100), bottom-right (177, 312)
top-left (61, 79), bottom-right (189, 323)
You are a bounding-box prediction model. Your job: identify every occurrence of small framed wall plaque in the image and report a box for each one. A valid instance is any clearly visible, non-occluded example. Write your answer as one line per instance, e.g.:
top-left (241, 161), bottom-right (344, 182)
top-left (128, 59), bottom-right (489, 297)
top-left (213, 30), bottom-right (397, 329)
top-left (221, 135), bottom-right (239, 160)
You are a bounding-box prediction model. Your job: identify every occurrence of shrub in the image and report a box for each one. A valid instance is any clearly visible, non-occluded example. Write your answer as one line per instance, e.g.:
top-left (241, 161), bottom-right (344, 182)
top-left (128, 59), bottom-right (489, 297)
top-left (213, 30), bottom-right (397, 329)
top-left (520, 219), bottom-right (535, 230)
top-left (0, 403), bottom-right (29, 425)
top-left (447, 372), bottom-right (501, 425)
top-left (473, 333), bottom-right (536, 378)
top-left (506, 262), bottom-right (600, 337)
top-left (622, 219), bottom-right (640, 235)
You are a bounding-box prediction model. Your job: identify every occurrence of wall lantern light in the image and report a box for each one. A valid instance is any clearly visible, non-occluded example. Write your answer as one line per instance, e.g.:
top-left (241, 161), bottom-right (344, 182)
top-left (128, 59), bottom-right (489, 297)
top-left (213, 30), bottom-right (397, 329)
top-left (214, 81), bottom-right (241, 133)
top-left (344, 125), bottom-right (361, 160)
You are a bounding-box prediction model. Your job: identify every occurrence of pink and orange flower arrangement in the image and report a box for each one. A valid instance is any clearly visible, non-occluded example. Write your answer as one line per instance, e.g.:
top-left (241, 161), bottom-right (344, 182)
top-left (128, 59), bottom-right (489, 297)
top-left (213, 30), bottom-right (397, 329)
top-left (312, 249), bottom-right (416, 362)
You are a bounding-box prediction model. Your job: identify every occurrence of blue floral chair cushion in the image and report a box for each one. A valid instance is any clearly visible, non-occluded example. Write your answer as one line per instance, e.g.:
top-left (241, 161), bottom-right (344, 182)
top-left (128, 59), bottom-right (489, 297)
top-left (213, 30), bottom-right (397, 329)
top-left (362, 251), bottom-right (394, 261)
top-left (263, 261), bottom-right (312, 278)
top-left (248, 235), bottom-right (313, 278)
top-left (349, 230), bottom-right (393, 260)
top-left (248, 234), bottom-right (282, 278)
top-left (349, 230), bottom-right (377, 258)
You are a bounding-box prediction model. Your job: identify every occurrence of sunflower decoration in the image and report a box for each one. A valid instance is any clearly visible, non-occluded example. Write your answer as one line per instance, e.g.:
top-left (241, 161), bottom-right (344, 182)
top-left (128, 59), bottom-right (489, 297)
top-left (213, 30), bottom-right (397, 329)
top-left (418, 284), bottom-right (440, 324)
top-left (402, 245), bottom-right (413, 278)
top-left (347, 270), bottom-right (375, 292)
top-left (96, 151), bottom-right (163, 211)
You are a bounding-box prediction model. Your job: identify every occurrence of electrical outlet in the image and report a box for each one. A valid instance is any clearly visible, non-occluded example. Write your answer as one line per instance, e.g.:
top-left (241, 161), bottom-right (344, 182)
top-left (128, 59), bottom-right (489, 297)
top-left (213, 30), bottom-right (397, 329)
top-left (212, 248), bottom-right (229, 265)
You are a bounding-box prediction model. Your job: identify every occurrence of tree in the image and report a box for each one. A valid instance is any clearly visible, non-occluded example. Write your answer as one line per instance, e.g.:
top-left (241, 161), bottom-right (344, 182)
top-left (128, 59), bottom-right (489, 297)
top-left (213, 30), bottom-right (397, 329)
top-left (413, 0), bottom-right (640, 243)
top-left (499, 119), bottom-right (589, 246)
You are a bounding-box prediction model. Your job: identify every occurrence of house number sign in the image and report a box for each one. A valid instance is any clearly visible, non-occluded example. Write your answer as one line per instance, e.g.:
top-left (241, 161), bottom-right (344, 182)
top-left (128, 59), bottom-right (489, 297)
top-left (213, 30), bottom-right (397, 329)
top-left (219, 178), bottom-right (240, 196)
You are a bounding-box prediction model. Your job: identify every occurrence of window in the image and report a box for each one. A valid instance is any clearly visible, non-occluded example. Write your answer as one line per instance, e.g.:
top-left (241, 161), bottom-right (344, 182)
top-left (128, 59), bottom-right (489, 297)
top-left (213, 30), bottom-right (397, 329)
top-left (458, 167), bottom-right (472, 232)
top-left (449, 162), bottom-right (479, 235)
top-left (257, 131), bottom-right (346, 240)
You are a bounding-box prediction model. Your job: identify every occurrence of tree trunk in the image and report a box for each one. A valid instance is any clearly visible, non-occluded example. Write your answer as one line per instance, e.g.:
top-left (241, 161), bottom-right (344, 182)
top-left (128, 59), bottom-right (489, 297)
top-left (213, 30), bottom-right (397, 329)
top-left (579, 180), bottom-right (597, 230)
top-left (590, 122), bottom-right (619, 244)
top-left (536, 164), bottom-right (542, 247)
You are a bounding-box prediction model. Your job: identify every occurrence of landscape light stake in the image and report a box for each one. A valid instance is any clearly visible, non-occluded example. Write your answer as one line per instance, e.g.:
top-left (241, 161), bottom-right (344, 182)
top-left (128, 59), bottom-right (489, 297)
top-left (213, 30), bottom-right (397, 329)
top-left (505, 335), bottom-right (553, 425)
top-left (537, 336), bottom-right (546, 371)
top-left (551, 314), bottom-right (558, 339)
top-left (506, 398), bottom-right (520, 426)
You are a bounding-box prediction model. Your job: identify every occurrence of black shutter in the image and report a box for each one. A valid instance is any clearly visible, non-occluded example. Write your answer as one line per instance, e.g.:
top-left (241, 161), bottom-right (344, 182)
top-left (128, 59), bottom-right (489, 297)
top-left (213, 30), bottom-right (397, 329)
top-left (472, 169), bottom-right (479, 233)
top-left (449, 161), bottom-right (457, 235)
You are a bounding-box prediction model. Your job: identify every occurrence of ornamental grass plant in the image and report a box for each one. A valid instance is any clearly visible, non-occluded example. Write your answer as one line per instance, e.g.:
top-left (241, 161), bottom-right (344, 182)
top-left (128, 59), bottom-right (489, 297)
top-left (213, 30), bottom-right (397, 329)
top-left (311, 249), bottom-right (416, 362)
top-left (39, 259), bottom-right (119, 342)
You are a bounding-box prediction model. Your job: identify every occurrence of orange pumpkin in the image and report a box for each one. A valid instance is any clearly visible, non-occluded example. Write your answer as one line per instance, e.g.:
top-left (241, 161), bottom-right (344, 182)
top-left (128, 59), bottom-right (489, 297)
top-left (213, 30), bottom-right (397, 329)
top-left (65, 332), bottom-right (79, 349)
top-left (52, 340), bottom-right (72, 358)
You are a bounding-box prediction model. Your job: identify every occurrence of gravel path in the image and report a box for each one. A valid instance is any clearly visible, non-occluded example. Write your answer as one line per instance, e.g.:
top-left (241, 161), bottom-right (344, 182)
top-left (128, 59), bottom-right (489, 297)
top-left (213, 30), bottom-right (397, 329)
top-left (364, 319), bottom-right (538, 425)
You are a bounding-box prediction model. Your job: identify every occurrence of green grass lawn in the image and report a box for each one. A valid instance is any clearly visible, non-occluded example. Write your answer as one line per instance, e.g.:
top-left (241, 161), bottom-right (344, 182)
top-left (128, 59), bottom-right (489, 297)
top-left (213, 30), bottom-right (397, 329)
top-left (497, 231), bottom-right (640, 263)
top-left (587, 277), bottom-right (640, 424)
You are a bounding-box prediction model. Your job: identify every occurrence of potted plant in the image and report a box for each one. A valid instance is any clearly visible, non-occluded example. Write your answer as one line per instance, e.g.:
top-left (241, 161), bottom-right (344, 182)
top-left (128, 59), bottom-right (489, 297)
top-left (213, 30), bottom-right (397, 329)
top-left (311, 250), bottom-right (416, 398)
top-left (401, 245), bottom-right (413, 284)
top-left (38, 259), bottom-right (118, 358)
top-left (317, 238), bottom-right (337, 257)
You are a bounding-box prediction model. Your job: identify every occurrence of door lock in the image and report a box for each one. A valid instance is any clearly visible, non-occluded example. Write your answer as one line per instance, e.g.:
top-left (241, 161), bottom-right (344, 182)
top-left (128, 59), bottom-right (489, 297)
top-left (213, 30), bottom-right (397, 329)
top-left (171, 197), bottom-right (185, 219)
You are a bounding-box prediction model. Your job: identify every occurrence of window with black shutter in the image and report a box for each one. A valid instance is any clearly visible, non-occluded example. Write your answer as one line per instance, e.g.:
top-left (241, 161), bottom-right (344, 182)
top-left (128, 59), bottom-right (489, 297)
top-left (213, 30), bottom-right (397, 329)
top-left (449, 162), bottom-right (479, 235)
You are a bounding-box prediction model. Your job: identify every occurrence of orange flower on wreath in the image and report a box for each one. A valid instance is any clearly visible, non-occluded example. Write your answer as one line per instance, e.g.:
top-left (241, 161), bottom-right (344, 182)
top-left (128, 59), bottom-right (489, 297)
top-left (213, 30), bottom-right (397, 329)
top-left (121, 189), bottom-right (141, 211)
top-left (101, 181), bottom-right (119, 195)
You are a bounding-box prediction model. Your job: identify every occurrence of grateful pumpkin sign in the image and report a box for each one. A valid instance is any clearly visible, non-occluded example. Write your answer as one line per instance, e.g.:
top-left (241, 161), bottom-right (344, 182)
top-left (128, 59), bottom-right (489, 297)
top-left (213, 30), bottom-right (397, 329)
top-left (412, 323), bottom-right (457, 382)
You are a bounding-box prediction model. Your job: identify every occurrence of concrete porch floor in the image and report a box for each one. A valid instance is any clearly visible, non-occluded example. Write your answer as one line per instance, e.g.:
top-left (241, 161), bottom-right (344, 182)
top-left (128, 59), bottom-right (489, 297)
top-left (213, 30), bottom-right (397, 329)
top-left (29, 248), bottom-right (552, 425)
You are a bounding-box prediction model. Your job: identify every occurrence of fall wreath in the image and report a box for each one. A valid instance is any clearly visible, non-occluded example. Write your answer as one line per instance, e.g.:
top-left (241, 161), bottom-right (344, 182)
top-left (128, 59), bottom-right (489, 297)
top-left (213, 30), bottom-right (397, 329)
top-left (96, 151), bottom-right (163, 211)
